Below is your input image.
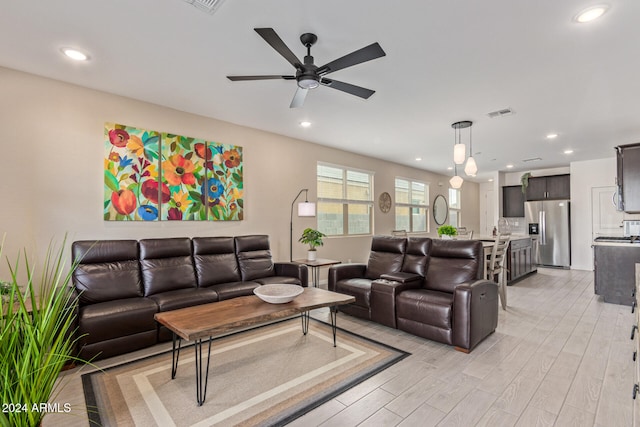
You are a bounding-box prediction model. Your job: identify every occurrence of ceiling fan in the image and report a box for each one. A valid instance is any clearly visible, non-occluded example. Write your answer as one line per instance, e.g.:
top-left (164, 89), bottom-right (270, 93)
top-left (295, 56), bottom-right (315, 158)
top-left (227, 28), bottom-right (386, 108)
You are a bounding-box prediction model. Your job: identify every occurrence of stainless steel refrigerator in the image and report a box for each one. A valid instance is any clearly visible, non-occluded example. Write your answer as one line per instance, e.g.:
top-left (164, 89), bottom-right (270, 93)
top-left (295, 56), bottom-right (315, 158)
top-left (525, 200), bottom-right (571, 268)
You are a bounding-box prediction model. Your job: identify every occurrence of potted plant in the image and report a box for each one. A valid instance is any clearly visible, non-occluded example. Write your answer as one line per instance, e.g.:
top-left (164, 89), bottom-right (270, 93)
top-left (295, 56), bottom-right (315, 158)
top-left (1, 236), bottom-right (83, 427)
top-left (298, 228), bottom-right (326, 261)
top-left (521, 172), bottom-right (532, 194)
top-left (437, 225), bottom-right (458, 239)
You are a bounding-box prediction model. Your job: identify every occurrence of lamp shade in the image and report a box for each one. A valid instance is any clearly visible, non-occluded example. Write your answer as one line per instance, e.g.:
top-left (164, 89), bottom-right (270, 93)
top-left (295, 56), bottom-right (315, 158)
top-left (298, 201), bottom-right (316, 217)
top-left (464, 156), bottom-right (478, 177)
top-left (449, 175), bottom-right (463, 189)
top-left (453, 143), bottom-right (466, 165)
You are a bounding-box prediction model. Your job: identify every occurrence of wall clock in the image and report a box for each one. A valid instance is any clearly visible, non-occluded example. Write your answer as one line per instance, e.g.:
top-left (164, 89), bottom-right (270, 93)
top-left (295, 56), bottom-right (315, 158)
top-left (378, 192), bottom-right (392, 213)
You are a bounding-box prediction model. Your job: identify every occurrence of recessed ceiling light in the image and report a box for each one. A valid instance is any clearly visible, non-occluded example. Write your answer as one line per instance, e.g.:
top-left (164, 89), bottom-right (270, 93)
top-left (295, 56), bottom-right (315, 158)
top-left (564, 149), bottom-right (574, 154)
top-left (574, 5), bottom-right (609, 23)
top-left (299, 121), bottom-right (311, 128)
top-left (488, 178), bottom-right (494, 182)
top-left (506, 164), bottom-right (514, 169)
top-left (415, 157), bottom-right (422, 161)
top-left (447, 166), bottom-right (453, 170)
top-left (546, 133), bottom-right (558, 139)
top-left (61, 47), bottom-right (89, 61)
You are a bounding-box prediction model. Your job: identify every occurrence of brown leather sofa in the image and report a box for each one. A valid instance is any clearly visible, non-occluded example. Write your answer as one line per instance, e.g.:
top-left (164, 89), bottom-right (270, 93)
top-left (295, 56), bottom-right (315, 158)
top-left (71, 235), bottom-right (307, 361)
top-left (329, 236), bottom-right (498, 352)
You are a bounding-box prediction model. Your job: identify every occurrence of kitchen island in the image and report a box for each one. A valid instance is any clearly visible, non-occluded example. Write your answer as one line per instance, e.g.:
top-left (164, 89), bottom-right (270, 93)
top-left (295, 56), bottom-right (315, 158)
top-left (592, 238), bottom-right (640, 306)
top-left (478, 235), bottom-right (537, 285)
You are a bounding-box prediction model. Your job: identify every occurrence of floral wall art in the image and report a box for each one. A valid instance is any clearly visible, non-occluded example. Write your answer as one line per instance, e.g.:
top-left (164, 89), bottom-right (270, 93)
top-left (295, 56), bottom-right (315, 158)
top-left (104, 123), bottom-right (243, 221)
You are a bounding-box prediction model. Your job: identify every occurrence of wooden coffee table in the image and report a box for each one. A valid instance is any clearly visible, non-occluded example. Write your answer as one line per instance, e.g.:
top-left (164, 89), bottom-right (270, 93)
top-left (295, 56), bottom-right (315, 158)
top-left (154, 287), bottom-right (355, 406)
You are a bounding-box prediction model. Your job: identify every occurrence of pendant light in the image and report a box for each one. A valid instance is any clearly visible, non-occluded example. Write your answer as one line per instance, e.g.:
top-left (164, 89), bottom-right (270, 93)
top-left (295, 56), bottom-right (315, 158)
top-left (464, 122), bottom-right (477, 177)
top-left (449, 164), bottom-right (463, 189)
top-left (452, 121), bottom-right (471, 165)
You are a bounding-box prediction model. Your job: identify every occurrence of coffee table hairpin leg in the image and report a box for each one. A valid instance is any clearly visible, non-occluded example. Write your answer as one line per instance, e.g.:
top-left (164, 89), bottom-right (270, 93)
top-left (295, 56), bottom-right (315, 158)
top-left (171, 333), bottom-right (182, 379)
top-left (300, 308), bottom-right (339, 347)
top-left (171, 333), bottom-right (213, 406)
top-left (194, 337), bottom-right (212, 406)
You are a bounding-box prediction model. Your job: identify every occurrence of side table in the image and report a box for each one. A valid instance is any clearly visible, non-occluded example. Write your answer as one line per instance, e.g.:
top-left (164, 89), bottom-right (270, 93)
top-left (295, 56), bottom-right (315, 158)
top-left (293, 258), bottom-right (341, 288)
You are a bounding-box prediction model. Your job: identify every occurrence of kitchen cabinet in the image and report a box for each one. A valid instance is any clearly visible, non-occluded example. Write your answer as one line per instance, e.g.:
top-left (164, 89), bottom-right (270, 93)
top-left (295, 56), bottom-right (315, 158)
top-left (617, 143), bottom-right (640, 213)
top-left (507, 237), bottom-right (537, 283)
top-left (503, 185), bottom-right (525, 217)
top-left (633, 264), bottom-right (640, 419)
top-left (525, 174), bottom-right (570, 201)
top-left (593, 243), bottom-right (640, 306)
top-left (633, 265), bottom-right (640, 419)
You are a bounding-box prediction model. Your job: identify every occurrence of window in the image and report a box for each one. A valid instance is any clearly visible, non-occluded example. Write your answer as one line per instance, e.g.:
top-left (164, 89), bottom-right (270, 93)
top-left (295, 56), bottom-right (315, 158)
top-left (449, 188), bottom-right (461, 227)
top-left (317, 163), bottom-right (373, 236)
top-left (395, 178), bottom-right (429, 232)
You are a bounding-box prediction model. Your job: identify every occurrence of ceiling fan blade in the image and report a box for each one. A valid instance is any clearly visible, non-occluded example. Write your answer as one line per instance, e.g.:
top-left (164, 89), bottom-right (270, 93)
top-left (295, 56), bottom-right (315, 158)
top-left (254, 28), bottom-right (302, 68)
top-left (321, 78), bottom-right (375, 99)
top-left (290, 87), bottom-right (309, 108)
top-left (317, 43), bottom-right (386, 75)
top-left (227, 75), bottom-right (295, 81)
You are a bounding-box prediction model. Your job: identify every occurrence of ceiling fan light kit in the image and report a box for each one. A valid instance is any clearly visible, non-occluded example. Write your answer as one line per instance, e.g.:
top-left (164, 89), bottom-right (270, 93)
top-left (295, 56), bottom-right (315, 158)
top-left (227, 28), bottom-right (386, 108)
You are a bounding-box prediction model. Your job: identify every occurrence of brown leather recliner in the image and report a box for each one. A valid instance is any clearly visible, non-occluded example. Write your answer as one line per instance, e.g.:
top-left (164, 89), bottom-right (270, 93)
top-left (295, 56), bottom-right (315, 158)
top-left (328, 236), bottom-right (407, 320)
top-left (329, 236), bottom-right (498, 353)
top-left (395, 239), bottom-right (498, 352)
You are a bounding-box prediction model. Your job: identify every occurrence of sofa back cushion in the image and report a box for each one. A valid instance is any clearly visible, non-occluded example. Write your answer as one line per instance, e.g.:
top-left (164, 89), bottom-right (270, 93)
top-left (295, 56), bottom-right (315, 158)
top-left (72, 240), bottom-right (142, 305)
top-left (425, 239), bottom-right (483, 293)
top-left (402, 237), bottom-right (431, 277)
top-left (139, 238), bottom-right (196, 296)
top-left (235, 235), bottom-right (275, 281)
top-left (193, 237), bottom-right (241, 287)
top-left (365, 236), bottom-right (407, 280)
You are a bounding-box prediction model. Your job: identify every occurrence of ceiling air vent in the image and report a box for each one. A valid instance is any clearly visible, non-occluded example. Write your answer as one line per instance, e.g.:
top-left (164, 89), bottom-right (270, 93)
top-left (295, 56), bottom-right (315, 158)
top-left (522, 157), bottom-right (542, 163)
top-left (487, 107), bottom-right (515, 118)
top-left (181, 0), bottom-right (226, 14)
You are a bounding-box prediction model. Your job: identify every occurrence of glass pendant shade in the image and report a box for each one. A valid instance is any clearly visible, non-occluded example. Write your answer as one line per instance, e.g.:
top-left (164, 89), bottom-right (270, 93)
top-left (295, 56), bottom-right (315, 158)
top-left (464, 156), bottom-right (478, 177)
top-left (453, 143), bottom-right (466, 165)
top-left (449, 174), bottom-right (463, 189)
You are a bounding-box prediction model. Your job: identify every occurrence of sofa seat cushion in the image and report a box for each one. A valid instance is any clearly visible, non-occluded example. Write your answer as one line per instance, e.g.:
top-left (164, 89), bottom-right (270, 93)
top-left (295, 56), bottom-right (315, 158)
top-left (335, 278), bottom-right (372, 308)
top-left (212, 281), bottom-right (261, 300)
top-left (396, 289), bottom-right (453, 330)
top-left (254, 276), bottom-right (302, 286)
top-left (148, 288), bottom-right (219, 312)
top-left (79, 298), bottom-right (158, 345)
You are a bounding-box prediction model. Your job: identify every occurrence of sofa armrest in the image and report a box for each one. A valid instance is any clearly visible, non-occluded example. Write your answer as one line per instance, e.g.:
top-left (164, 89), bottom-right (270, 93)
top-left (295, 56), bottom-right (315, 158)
top-left (380, 272), bottom-right (422, 284)
top-left (274, 262), bottom-right (309, 288)
top-left (452, 279), bottom-right (499, 352)
top-left (328, 264), bottom-right (367, 291)
top-left (370, 279), bottom-right (422, 328)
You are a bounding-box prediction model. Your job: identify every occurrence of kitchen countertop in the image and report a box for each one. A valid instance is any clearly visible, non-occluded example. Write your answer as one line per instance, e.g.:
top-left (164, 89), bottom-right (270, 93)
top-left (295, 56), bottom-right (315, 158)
top-left (592, 240), bottom-right (640, 247)
top-left (476, 235), bottom-right (535, 242)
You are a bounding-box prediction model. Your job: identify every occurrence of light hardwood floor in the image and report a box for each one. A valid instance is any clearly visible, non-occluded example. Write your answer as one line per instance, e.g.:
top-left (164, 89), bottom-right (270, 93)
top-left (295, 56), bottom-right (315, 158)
top-left (44, 268), bottom-right (637, 426)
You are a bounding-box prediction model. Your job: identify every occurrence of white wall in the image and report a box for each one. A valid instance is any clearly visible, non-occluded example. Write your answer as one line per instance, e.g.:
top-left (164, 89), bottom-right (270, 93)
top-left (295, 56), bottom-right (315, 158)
top-left (570, 158), bottom-right (616, 270)
top-left (0, 67), bottom-right (480, 277)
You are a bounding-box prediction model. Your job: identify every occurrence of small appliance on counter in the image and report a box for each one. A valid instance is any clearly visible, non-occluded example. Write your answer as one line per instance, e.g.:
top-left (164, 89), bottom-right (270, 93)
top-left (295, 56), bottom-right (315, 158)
top-left (623, 220), bottom-right (640, 237)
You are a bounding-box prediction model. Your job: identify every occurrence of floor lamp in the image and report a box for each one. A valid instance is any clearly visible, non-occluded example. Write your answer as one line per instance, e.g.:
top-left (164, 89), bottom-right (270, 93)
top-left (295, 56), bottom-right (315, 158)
top-left (290, 189), bottom-right (316, 261)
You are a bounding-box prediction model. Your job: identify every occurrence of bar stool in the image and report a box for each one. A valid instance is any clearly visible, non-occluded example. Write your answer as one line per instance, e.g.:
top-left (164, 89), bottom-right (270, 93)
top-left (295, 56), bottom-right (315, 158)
top-left (487, 233), bottom-right (510, 310)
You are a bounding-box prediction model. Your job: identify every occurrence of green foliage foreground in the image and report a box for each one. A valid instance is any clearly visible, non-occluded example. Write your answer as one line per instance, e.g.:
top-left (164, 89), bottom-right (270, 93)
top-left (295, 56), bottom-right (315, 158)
top-left (0, 237), bottom-right (80, 427)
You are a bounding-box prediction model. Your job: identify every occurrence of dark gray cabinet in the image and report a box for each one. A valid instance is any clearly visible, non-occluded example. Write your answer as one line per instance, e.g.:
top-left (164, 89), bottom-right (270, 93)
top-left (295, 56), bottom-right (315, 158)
top-left (503, 185), bottom-right (525, 217)
top-left (617, 143), bottom-right (640, 213)
top-left (594, 244), bottom-right (640, 306)
top-left (525, 174), bottom-right (570, 201)
top-left (507, 237), bottom-right (536, 283)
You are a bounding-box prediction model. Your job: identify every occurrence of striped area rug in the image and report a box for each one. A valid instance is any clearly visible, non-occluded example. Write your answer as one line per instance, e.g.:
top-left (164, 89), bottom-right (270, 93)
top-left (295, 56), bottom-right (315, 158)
top-left (82, 317), bottom-right (408, 426)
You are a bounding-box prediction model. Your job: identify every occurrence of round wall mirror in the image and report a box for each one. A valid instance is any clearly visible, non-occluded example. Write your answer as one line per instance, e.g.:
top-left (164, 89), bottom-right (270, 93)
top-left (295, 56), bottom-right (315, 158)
top-left (433, 195), bottom-right (448, 225)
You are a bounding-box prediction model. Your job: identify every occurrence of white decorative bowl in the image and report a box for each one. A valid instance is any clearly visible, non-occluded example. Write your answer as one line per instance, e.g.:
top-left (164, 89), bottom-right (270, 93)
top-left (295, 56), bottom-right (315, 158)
top-left (253, 284), bottom-right (304, 304)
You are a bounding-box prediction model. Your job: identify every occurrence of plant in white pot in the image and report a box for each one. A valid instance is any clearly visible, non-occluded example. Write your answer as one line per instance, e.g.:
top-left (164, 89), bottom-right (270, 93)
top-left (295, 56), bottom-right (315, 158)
top-left (298, 228), bottom-right (326, 261)
top-left (437, 225), bottom-right (458, 239)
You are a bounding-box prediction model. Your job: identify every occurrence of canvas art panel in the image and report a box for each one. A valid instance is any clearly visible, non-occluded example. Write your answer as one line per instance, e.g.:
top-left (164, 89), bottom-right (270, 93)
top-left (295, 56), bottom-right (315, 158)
top-left (104, 123), bottom-right (243, 221)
